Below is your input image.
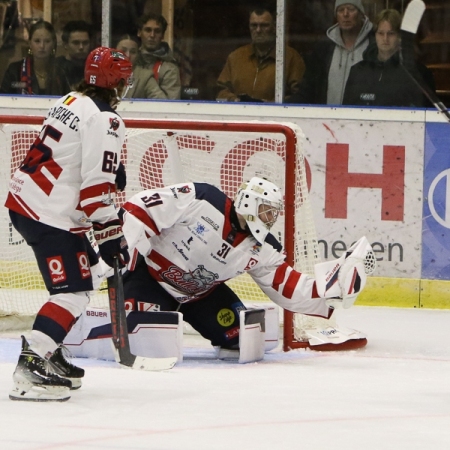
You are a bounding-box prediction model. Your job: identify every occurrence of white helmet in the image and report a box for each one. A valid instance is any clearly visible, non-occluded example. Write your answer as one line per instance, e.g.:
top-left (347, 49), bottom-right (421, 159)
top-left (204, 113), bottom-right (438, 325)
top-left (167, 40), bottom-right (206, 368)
top-left (234, 177), bottom-right (283, 244)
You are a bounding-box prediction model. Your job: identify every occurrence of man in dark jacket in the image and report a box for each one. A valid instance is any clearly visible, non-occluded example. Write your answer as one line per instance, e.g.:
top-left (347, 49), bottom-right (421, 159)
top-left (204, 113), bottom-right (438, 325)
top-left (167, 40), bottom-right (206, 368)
top-left (287, 0), bottom-right (373, 105)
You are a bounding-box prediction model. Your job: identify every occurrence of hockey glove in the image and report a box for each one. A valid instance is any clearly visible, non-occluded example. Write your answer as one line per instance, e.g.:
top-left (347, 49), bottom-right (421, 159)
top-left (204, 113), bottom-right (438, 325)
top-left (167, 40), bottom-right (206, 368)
top-left (115, 162), bottom-right (127, 192)
top-left (93, 219), bottom-right (130, 268)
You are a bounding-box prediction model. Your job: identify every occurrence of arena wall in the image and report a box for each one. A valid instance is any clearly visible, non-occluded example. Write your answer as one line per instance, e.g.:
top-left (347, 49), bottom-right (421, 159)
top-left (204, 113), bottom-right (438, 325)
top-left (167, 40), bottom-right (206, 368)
top-left (1, 96), bottom-right (448, 309)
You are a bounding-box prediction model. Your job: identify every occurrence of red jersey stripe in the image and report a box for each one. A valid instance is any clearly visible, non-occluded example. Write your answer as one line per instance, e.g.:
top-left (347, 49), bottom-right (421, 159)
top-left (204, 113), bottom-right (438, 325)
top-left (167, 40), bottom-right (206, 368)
top-left (272, 262), bottom-right (288, 291)
top-left (282, 270), bottom-right (301, 299)
top-left (123, 202), bottom-right (160, 235)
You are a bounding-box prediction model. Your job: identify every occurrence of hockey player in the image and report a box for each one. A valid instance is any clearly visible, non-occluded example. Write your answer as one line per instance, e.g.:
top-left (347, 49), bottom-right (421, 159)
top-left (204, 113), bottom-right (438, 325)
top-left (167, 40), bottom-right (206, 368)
top-left (120, 177), bottom-right (372, 353)
top-left (5, 47), bottom-right (133, 402)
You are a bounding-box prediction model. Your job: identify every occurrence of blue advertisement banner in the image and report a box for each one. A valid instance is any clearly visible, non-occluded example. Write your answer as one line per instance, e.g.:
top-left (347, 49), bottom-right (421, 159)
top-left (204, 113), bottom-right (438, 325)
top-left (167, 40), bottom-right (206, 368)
top-left (422, 122), bottom-right (450, 279)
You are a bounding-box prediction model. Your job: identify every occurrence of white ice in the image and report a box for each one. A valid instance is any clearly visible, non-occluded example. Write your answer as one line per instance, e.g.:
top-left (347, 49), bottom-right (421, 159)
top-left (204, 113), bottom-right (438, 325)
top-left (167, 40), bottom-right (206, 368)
top-left (1, 306), bottom-right (450, 450)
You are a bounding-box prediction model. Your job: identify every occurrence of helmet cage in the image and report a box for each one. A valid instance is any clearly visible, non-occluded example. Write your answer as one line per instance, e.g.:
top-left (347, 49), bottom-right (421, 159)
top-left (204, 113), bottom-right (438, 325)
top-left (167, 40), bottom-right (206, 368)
top-left (234, 177), bottom-right (283, 243)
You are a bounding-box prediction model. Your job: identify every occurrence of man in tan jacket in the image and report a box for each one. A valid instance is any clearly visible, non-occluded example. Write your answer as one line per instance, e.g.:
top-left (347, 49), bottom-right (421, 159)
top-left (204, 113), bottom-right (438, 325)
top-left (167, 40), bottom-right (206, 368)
top-left (216, 7), bottom-right (305, 102)
top-left (126, 13), bottom-right (181, 100)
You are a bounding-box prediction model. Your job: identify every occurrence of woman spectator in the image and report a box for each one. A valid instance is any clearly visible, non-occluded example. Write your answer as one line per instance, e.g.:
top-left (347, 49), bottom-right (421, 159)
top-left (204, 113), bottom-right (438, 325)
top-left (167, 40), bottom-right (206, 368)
top-left (343, 9), bottom-right (435, 108)
top-left (115, 33), bottom-right (166, 100)
top-left (1, 20), bottom-right (70, 95)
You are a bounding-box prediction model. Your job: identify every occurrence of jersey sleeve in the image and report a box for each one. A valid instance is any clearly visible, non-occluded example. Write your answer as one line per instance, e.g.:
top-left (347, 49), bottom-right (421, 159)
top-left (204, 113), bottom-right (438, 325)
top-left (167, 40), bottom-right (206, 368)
top-left (121, 182), bottom-right (196, 257)
top-left (249, 244), bottom-right (332, 318)
top-left (79, 110), bottom-right (125, 225)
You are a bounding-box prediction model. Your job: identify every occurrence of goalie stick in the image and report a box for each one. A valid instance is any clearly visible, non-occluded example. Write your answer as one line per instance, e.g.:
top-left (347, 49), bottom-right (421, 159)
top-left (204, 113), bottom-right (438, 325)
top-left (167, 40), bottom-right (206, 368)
top-left (107, 257), bottom-right (177, 371)
top-left (399, 0), bottom-right (450, 122)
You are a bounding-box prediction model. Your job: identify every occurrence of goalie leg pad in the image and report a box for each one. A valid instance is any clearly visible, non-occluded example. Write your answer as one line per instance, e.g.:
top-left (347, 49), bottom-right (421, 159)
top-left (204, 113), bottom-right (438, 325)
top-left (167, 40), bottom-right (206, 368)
top-left (63, 307), bottom-right (183, 361)
top-left (238, 309), bottom-right (265, 363)
top-left (216, 308), bottom-right (266, 363)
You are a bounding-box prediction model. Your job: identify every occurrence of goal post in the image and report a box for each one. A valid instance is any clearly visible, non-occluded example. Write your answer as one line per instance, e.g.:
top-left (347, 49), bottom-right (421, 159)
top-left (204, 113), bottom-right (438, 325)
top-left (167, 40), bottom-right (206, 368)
top-left (0, 115), bottom-right (320, 350)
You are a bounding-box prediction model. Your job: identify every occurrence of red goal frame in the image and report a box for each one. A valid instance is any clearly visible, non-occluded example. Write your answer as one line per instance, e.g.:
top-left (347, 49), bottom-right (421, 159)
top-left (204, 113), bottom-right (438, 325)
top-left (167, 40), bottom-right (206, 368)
top-left (0, 115), bottom-right (305, 351)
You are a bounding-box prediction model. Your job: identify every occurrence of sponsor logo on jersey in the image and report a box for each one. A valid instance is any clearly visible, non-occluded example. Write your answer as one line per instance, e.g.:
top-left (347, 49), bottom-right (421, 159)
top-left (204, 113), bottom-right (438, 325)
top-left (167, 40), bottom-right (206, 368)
top-left (244, 257), bottom-right (258, 270)
top-left (172, 241), bottom-right (189, 261)
top-left (187, 237), bottom-right (194, 245)
top-left (109, 117), bottom-right (120, 131)
top-left (181, 239), bottom-right (191, 251)
top-left (194, 222), bottom-right (208, 236)
top-left (47, 256), bottom-right (67, 284)
top-left (170, 187), bottom-right (178, 199)
top-left (217, 308), bottom-right (235, 327)
top-left (63, 95), bottom-right (76, 105)
top-left (77, 252), bottom-right (91, 279)
top-left (225, 326), bottom-right (239, 340)
top-left (250, 243), bottom-right (262, 255)
top-left (201, 216), bottom-right (219, 231)
top-left (210, 252), bottom-right (227, 265)
top-left (177, 185), bottom-right (191, 194)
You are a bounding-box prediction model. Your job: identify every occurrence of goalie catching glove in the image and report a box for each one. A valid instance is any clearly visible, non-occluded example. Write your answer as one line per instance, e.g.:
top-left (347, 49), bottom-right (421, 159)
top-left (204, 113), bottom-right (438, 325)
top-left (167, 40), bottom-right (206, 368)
top-left (314, 236), bottom-right (376, 309)
top-left (93, 219), bottom-right (130, 268)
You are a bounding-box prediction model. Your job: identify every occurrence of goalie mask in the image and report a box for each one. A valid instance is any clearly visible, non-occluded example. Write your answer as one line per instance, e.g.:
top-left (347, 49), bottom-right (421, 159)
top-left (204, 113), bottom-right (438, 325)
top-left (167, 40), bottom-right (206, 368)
top-left (234, 177), bottom-right (283, 244)
top-left (85, 47), bottom-right (133, 95)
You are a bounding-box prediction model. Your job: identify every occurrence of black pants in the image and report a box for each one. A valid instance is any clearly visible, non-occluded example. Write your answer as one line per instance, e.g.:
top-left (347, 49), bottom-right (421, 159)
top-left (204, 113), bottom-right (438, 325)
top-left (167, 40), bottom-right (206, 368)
top-left (123, 256), bottom-right (246, 348)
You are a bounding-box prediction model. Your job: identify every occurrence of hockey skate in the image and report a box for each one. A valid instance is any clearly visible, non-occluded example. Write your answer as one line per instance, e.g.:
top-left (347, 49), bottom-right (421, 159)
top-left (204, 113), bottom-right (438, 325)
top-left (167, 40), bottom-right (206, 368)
top-left (48, 345), bottom-right (85, 390)
top-left (9, 336), bottom-right (72, 402)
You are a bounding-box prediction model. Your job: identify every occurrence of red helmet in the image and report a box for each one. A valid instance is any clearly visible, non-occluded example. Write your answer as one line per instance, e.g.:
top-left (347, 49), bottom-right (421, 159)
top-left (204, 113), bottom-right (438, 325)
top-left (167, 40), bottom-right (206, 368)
top-left (84, 47), bottom-right (133, 90)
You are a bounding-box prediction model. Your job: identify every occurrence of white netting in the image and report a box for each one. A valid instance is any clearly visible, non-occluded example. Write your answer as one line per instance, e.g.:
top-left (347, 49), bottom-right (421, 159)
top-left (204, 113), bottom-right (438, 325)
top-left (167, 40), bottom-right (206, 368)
top-left (0, 119), bottom-right (320, 342)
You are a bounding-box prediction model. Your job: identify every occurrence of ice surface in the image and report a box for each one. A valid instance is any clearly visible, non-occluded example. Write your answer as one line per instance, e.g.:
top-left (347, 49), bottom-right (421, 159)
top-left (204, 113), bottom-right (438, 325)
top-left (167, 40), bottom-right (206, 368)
top-left (1, 306), bottom-right (450, 449)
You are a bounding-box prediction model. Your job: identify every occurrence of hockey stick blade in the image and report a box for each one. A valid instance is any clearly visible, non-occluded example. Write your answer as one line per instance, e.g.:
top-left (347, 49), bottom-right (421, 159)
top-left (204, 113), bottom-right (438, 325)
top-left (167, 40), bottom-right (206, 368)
top-left (400, 0), bottom-right (425, 34)
top-left (107, 258), bottom-right (177, 371)
top-left (399, 0), bottom-right (450, 122)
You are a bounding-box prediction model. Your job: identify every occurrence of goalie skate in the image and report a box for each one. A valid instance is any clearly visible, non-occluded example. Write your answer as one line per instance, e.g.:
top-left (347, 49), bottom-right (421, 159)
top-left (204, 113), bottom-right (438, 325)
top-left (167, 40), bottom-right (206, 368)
top-left (9, 336), bottom-right (72, 402)
top-left (48, 345), bottom-right (85, 390)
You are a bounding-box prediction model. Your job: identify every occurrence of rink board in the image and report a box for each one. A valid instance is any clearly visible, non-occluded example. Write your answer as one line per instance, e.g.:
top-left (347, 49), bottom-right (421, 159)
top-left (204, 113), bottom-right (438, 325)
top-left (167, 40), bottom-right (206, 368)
top-left (0, 98), bottom-right (449, 310)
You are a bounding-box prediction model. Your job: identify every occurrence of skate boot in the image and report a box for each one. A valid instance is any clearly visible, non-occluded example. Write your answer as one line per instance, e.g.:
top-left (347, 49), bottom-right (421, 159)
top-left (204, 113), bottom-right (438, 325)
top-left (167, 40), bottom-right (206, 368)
top-left (48, 345), bottom-right (84, 390)
top-left (9, 336), bottom-right (72, 402)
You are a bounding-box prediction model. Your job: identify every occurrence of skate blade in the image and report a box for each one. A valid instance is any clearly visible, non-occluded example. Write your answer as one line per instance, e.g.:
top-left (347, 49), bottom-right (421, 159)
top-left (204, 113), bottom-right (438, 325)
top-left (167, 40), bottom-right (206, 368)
top-left (9, 381), bottom-right (71, 402)
top-left (66, 377), bottom-right (82, 390)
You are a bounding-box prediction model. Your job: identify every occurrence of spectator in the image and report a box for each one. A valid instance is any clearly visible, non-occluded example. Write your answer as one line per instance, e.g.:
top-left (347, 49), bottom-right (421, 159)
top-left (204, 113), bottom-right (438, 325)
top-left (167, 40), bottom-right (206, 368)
top-left (55, 20), bottom-right (93, 89)
top-left (287, 0), bottom-right (374, 105)
top-left (116, 33), bottom-right (162, 100)
top-left (216, 7), bottom-right (305, 103)
top-left (126, 13), bottom-right (181, 100)
top-left (115, 34), bottom-right (139, 64)
top-left (343, 9), bottom-right (435, 107)
top-left (0, 20), bottom-right (70, 95)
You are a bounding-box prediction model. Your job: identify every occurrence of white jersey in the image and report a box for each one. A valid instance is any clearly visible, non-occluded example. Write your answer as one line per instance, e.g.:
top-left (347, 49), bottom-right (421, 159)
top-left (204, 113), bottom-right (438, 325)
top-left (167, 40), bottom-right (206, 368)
top-left (121, 182), bottom-right (331, 317)
top-left (6, 92), bottom-right (125, 233)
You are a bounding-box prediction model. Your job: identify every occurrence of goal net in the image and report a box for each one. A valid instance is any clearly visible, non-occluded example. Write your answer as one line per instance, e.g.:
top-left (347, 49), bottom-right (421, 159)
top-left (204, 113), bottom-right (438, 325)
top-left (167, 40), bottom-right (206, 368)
top-left (0, 116), bottom-right (320, 350)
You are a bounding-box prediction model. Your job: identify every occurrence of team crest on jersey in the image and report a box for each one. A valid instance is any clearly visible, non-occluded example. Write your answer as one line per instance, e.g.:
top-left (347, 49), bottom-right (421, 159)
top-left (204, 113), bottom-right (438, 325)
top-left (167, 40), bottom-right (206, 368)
top-left (161, 264), bottom-right (219, 294)
top-left (109, 117), bottom-right (120, 131)
top-left (177, 185), bottom-right (191, 194)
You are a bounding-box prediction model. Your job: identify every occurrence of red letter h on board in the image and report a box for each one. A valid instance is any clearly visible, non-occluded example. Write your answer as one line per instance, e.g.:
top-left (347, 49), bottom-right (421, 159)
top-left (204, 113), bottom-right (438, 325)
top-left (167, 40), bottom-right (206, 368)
top-left (325, 144), bottom-right (405, 221)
